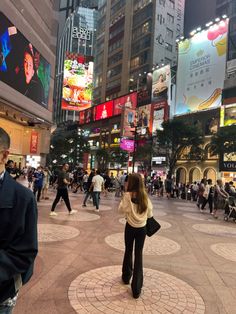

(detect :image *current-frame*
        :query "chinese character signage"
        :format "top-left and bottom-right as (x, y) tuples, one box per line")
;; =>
(30, 131), (38, 154)
(120, 138), (135, 152)
(176, 19), (229, 115)
(62, 52), (94, 111)
(113, 92), (137, 116)
(0, 12), (51, 107)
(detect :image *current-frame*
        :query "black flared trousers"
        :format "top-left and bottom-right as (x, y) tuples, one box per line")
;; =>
(122, 222), (146, 296)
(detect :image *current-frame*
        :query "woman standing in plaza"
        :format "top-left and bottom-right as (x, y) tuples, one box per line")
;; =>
(118, 173), (153, 299)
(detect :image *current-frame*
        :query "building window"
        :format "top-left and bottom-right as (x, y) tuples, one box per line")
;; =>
(107, 64), (122, 78)
(167, 13), (174, 24)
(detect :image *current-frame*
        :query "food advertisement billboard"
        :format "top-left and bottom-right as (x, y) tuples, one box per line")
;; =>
(152, 65), (171, 103)
(62, 52), (93, 111)
(113, 92), (137, 116)
(95, 100), (113, 120)
(175, 19), (228, 115)
(0, 12), (51, 107)
(220, 104), (236, 127)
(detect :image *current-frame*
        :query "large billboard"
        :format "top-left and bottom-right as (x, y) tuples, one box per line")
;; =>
(0, 12), (51, 107)
(152, 65), (171, 103)
(137, 104), (152, 136)
(113, 92), (137, 116)
(220, 104), (236, 127)
(120, 107), (136, 138)
(95, 100), (113, 120)
(175, 19), (228, 115)
(62, 52), (93, 111)
(151, 101), (169, 134)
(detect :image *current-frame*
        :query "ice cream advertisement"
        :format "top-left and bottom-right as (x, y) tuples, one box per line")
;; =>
(175, 19), (228, 115)
(62, 52), (93, 111)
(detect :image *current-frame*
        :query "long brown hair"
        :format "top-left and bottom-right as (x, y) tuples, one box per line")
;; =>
(127, 173), (148, 214)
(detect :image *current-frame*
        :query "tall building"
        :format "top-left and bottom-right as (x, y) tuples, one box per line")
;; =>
(216, 0), (236, 60)
(0, 0), (59, 167)
(93, 0), (185, 104)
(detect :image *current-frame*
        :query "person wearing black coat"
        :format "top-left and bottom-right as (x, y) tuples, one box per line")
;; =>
(0, 127), (38, 313)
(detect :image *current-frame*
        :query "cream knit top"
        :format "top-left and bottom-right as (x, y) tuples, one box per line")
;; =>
(118, 192), (153, 228)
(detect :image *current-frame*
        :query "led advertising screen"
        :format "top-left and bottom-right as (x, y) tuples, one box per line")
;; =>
(176, 19), (229, 115)
(95, 100), (113, 120)
(152, 65), (171, 103)
(113, 92), (137, 116)
(84, 107), (95, 124)
(120, 108), (136, 138)
(137, 104), (152, 136)
(220, 104), (236, 127)
(151, 101), (169, 133)
(62, 52), (93, 111)
(0, 12), (51, 107)
(120, 138), (135, 152)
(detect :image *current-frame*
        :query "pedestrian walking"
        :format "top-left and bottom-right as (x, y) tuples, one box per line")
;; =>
(42, 167), (51, 200)
(90, 169), (104, 212)
(213, 179), (229, 218)
(50, 163), (77, 216)
(33, 166), (44, 202)
(82, 169), (95, 207)
(0, 127), (38, 313)
(201, 179), (214, 213)
(118, 173), (153, 299)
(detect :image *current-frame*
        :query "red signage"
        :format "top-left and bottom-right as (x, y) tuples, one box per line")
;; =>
(114, 92), (137, 116)
(30, 131), (38, 154)
(95, 100), (113, 120)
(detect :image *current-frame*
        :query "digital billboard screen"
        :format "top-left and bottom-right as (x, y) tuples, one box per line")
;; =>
(0, 12), (51, 107)
(95, 100), (113, 120)
(137, 104), (152, 136)
(120, 138), (134, 152)
(151, 101), (169, 133)
(220, 104), (236, 127)
(113, 92), (137, 116)
(176, 19), (229, 115)
(152, 65), (171, 104)
(62, 52), (93, 111)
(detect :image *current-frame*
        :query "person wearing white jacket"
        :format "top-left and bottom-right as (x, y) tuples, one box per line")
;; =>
(118, 173), (153, 299)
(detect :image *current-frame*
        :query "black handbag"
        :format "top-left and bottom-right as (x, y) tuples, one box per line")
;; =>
(146, 217), (161, 237)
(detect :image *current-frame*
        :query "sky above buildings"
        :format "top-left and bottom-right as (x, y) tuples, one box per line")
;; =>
(184, 0), (217, 36)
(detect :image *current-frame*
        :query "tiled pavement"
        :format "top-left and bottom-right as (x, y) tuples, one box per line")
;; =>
(14, 187), (236, 314)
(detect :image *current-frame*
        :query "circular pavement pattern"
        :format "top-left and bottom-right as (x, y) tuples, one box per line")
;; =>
(85, 204), (112, 211)
(176, 206), (196, 212)
(68, 265), (205, 314)
(211, 243), (236, 262)
(154, 209), (167, 217)
(173, 201), (195, 207)
(38, 224), (80, 242)
(50, 211), (100, 222)
(183, 213), (213, 222)
(192, 224), (236, 237)
(119, 218), (171, 229)
(105, 233), (180, 256)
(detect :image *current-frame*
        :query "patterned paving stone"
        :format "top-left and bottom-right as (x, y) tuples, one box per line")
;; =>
(211, 243), (236, 262)
(105, 233), (181, 256)
(176, 206), (199, 212)
(119, 218), (171, 229)
(68, 265), (205, 314)
(183, 213), (213, 222)
(192, 224), (236, 237)
(173, 202), (195, 207)
(38, 224), (80, 242)
(153, 209), (167, 217)
(50, 211), (100, 222)
(86, 204), (112, 211)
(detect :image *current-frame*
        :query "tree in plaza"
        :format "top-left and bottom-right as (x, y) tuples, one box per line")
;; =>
(110, 148), (129, 168)
(154, 119), (204, 176)
(47, 126), (90, 167)
(95, 148), (110, 172)
(210, 125), (236, 157)
(135, 141), (153, 171)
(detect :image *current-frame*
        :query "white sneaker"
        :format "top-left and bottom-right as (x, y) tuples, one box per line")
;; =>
(69, 209), (78, 215)
(50, 211), (58, 216)
(94, 209), (99, 213)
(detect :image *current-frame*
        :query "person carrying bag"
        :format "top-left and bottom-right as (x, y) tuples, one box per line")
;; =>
(118, 173), (156, 299)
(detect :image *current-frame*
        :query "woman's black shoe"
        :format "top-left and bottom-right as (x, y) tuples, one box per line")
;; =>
(133, 292), (140, 299)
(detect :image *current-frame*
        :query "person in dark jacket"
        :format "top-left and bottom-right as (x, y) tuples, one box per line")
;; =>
(0, 127), (38, 313)
(82, 169), (95, 207)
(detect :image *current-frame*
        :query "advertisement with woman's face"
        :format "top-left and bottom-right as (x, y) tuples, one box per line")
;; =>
(152, 65), (171, 103)
(0, 12), (51, 107)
